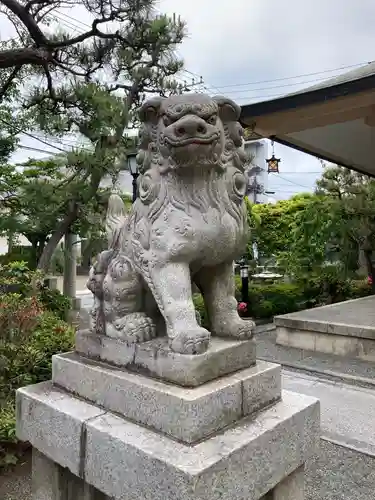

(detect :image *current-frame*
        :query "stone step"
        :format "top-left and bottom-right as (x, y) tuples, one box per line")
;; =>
(52, 352), (281, 444)
(75, 329), (256, 387)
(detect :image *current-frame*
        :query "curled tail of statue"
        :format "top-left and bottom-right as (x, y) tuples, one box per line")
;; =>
(106, 192), (128, 249)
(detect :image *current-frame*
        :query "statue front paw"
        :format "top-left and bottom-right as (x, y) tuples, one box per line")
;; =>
(169, 326), (210, 355)
(213, 317), (255, 340)
(107, 312), (157, 343)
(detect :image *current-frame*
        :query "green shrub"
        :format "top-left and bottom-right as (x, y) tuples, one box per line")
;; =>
(193, 294), (209, 328)
(0, 260), (71, 318)
(38, 286), (72, 320)
(0, 401), (18, 467)
(0, 246), (36, 269)
(0, 312), (74, 400)
(0, 310), (74, 468)
(248, 283), (304, 318)
(348, 279), (372, 299)
(196, 276), (373, 323)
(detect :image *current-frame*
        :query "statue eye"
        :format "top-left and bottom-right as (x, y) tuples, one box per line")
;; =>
(206, 114), (217, 125)
(163, 115), (172, 126)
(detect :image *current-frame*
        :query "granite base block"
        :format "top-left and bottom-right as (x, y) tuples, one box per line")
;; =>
(75, 329), (256, 387)
(52, 353), (281, 443)
(16, 382), (105, 476)
(17, 381), (319, 500)
(32, 448), (110, 500)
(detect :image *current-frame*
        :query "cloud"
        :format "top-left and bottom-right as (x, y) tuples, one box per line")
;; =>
(158, 0), (375, 198)
(4, 0), (375, 198)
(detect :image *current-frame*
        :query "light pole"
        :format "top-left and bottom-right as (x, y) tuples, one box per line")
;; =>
(240, 258), (249, 304)
(128, 154), (139, 203)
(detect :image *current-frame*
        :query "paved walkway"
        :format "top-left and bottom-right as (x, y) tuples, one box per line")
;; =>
(56, 275), (88, 294)
(283, 369), (375, 456)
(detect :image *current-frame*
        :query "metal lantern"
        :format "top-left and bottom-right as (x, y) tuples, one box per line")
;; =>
(266, 140), (281, 173)
(128, 154), (139, 203)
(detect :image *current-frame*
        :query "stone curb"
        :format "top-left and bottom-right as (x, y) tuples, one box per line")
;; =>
(320, 434), (375, 459)
(257, 356), (375, 390)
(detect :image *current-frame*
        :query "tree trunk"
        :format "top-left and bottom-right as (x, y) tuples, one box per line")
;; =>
(36, 134), (123, 273)
(358, 248), (368, 276)
(37, 207), (79, 272)
(0, 47), (52, 68)
(63, 232), (77, 299)
(364, 250), (375, 293)
(7, 230), (14, 253)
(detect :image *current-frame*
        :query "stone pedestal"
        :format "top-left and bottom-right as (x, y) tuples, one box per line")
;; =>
(16, 330), (320, 500)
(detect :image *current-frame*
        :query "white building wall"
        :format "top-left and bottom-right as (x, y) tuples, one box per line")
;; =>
(244, 139), (270, 204)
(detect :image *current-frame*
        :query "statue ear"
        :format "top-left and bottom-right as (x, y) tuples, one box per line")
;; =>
(212, 96), (241, 123)
(138, 96), (164, 125)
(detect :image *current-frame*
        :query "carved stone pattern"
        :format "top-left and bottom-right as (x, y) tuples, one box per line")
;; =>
(87, 93), (254, 355)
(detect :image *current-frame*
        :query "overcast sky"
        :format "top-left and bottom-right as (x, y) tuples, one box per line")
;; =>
(3, 0), (375, 199)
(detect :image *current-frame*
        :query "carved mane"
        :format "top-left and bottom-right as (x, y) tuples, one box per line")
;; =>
(133, 94), (248, 225)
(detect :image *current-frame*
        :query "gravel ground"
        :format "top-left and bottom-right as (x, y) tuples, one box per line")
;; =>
(256, 328), (375, 383)
(0, 450), (31, 500)
(1, 441), (375, 499)
(305, 440), (375, 500)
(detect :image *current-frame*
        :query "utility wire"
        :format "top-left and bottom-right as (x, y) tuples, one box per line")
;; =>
(17, 144), (66, 155)
(270, 172), (313, 189)
(0, 117), (69, 153)
(211, 75), (351, 95)
(54, 10), (204, 90)
(211, 61), (374, 89)
(54, 10), (374, 101)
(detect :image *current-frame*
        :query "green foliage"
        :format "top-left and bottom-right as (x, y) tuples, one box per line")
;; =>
(0, 246), (36, 268)
(193, 276), (373, 324)
(0, 285), (74, 468)
(287, 166), (375, 280)
(248, 283), (305, 318)
(0, 158), (110, 269)
(0, 261), (71, 319)
(193, 294), (209, 328)
(38, 287), (72, 320)
(249, 193), (315, 260)
(0, 261), (73, 468)
(0, 0), (188, 271)
(250, 166), (375, 284)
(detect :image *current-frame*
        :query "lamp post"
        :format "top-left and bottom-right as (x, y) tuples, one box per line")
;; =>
(128, 154), (139, 203)
(239, 258), (249, 304)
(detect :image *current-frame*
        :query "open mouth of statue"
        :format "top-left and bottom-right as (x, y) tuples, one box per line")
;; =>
(165, 134), (219, 148)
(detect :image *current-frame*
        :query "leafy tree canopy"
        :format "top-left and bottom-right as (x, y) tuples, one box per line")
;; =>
(249, 192), (315, 259)
(0, 0), (187, 271)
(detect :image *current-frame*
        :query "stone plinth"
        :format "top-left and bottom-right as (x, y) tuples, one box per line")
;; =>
(17, 333), (320, 500)
(275, 296), (375, 361)
(76, 329), (256, 387)
(52, 352), (281, 443)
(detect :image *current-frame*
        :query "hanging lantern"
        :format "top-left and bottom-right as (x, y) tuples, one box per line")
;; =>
(266, 140), (281, 173)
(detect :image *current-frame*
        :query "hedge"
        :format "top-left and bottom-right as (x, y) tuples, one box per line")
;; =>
(193, 276), (373, 325)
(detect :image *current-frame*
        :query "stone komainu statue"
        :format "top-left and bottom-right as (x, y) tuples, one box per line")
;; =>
(87, 93), (254, 355)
